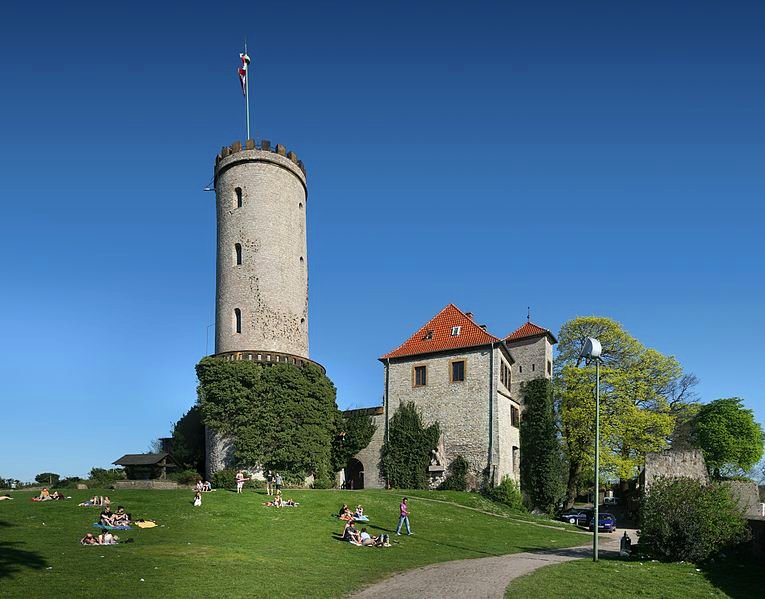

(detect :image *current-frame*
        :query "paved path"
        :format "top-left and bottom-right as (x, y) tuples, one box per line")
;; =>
(348, 531), (629, 599)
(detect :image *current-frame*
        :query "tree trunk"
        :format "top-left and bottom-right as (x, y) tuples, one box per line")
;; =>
(564, 460), (582, 509)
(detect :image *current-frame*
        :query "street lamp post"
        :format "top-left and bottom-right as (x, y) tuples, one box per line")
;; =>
(577, 337), (603, 562)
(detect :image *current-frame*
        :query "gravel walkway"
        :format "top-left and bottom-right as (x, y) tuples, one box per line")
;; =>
(347, 531), (629, 599)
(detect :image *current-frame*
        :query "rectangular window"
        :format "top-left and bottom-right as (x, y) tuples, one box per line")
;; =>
(451, 326), (461, 336)
(547, 360), (552, 375)
(413, 365), (427, 387)
(450, 360), (466, 382)
(511, 405), (520, 428)
(500, 362), (512, 389)
(532, 363), (535, 372)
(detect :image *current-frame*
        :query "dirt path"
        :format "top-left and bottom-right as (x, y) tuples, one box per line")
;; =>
(347, 529), (630, 599)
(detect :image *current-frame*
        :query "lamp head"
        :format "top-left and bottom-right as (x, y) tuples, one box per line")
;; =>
(576, 337), (602, 366)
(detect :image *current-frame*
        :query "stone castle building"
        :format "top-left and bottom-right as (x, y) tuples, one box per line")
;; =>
(206, 139), (324, 476)
(343, 304), (556, 490)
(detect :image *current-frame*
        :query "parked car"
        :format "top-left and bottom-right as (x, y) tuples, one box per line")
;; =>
(604, 496), (620, 505)
(588, 512), (617, 532)
(559, 508), (592, 525)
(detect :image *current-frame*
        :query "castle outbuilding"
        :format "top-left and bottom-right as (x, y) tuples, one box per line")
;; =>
(345, 304), (556, 490)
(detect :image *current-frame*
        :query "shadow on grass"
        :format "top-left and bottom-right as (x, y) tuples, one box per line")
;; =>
(0, 521), (49, 579)
(699, 553), (764, 599)
(363, 524), (502, 557)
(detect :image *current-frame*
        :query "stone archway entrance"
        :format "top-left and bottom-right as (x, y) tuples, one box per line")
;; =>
(346, 458), (364, 490)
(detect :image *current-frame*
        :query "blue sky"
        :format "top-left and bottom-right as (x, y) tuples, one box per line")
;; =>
(1, 1), (763, 481)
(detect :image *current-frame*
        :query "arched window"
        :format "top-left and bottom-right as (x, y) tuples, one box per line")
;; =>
(235, 243), (242, 265)
(235, 187), (243, 208)
(234, 308), (242, 334)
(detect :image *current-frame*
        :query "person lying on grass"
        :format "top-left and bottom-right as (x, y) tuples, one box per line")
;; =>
(80, 533), (99, 545)
(359, 528), (390, 547)
(98, 531), (119, 545)
(79, 496), (101, 507)
(0, 495), (14, 500)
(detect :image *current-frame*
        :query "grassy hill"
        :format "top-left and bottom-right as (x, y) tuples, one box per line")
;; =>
(0, 488), (586, 598)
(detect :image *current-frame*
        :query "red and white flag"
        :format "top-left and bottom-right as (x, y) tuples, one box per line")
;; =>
(238, 52), (251, 96)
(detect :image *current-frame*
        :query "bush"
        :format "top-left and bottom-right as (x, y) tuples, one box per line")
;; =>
(483, 476), (525, 511)
(56, 477), (83, 489)
(438, 455), (469, 491)
(640, 477), (750, 562)
(88, 468), (125, 488)
(170, 469), (202, 486)
(312, 476), (336, 489)
(211, 468), (237, 490)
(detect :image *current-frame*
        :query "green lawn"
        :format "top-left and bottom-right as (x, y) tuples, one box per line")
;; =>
(505, 556), (764, 598)
(0, 488), (586, 598)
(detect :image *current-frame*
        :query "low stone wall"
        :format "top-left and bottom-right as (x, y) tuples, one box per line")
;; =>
(113, 480), (178, 490)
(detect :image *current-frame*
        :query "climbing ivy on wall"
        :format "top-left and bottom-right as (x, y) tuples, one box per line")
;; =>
(196, 357), (339, 483)
(381, 402), (440, 489)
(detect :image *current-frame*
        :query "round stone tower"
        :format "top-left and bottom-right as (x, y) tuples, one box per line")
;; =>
(206, 139), (322, 476)
(214, 139), (309, 358)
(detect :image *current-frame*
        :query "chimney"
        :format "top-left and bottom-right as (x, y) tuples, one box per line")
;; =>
(479, 324), (487, 331)
(465, 312), (473, 320)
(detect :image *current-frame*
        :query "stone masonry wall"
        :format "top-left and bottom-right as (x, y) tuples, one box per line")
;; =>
(386, 347), (493, 481)
(352, 412), (386, 489)
(214, 148), (309, 357)
(506, 335), (553, 405)
(643, 449), (709, 493)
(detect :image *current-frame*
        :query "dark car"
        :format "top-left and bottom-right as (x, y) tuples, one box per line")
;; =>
(588, 512), (617, 532)
(559, 508), (592, 525)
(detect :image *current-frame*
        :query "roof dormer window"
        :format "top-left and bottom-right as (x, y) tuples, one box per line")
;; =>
(451, 326), (461, 336)
(424, 330), (433, 340)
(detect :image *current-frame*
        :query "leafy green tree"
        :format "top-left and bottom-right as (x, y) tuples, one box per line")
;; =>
(692, 397), (764, 478)
(197, 357), (339, 482)
(520, 378), (564, 513)
(171, 405), (206, 474)
(381, 402), (440, 489)
(640, 477), (749, 562)
(332, 411), (377, 473)
(556, 317), (696, 507)
(34, 473), (60, 486)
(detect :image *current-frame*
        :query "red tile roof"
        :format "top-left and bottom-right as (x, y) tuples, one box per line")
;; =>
(380, 304), (502, 360)
(505, 321), (557, 343)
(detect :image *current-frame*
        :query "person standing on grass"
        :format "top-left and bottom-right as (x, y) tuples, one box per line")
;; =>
(236, 470), (245, 494)
(266, 470), (274, 496)
(275, 472), (283, 493)
(395, 497), (412, 535)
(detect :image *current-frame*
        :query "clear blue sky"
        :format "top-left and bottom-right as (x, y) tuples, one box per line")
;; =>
(1, 1), (763, 481)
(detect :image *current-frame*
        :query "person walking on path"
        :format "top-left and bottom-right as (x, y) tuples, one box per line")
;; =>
(395, 497), (412, 535)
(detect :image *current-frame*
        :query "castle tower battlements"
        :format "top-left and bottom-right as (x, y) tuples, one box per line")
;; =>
(214, 139), (309, 359)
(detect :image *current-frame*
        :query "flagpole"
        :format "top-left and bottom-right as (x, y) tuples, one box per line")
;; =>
(245, 41), (251, 141)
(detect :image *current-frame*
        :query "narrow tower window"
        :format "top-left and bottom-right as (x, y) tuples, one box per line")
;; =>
(235, 187), (243, 208)
(234, 308), (242, 334)
(235, 243), (242, 265)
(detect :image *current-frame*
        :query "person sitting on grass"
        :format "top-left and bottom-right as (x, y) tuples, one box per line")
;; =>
(193, 491), (202, 507)
(102, 496), (111, 508)
(202, 481), (212, 492)
(354, 505), (364, 518)
(37, 488), (51, 501)
(80, 533), (99, 545)
(100, 507), (115, 526)
(284, 498), (298, 507)
(112, 506), (130, 526)
(339, 504), (354, 521)
(359, 527), (375, 546)
(342, 521), (361, 545)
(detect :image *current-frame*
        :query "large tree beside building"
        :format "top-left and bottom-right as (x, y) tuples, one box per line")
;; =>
(556, 317), (696, 507)
(196, 357), (339, 484)
(520, 378), (564, 513)
(692, 397), (764, 478)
